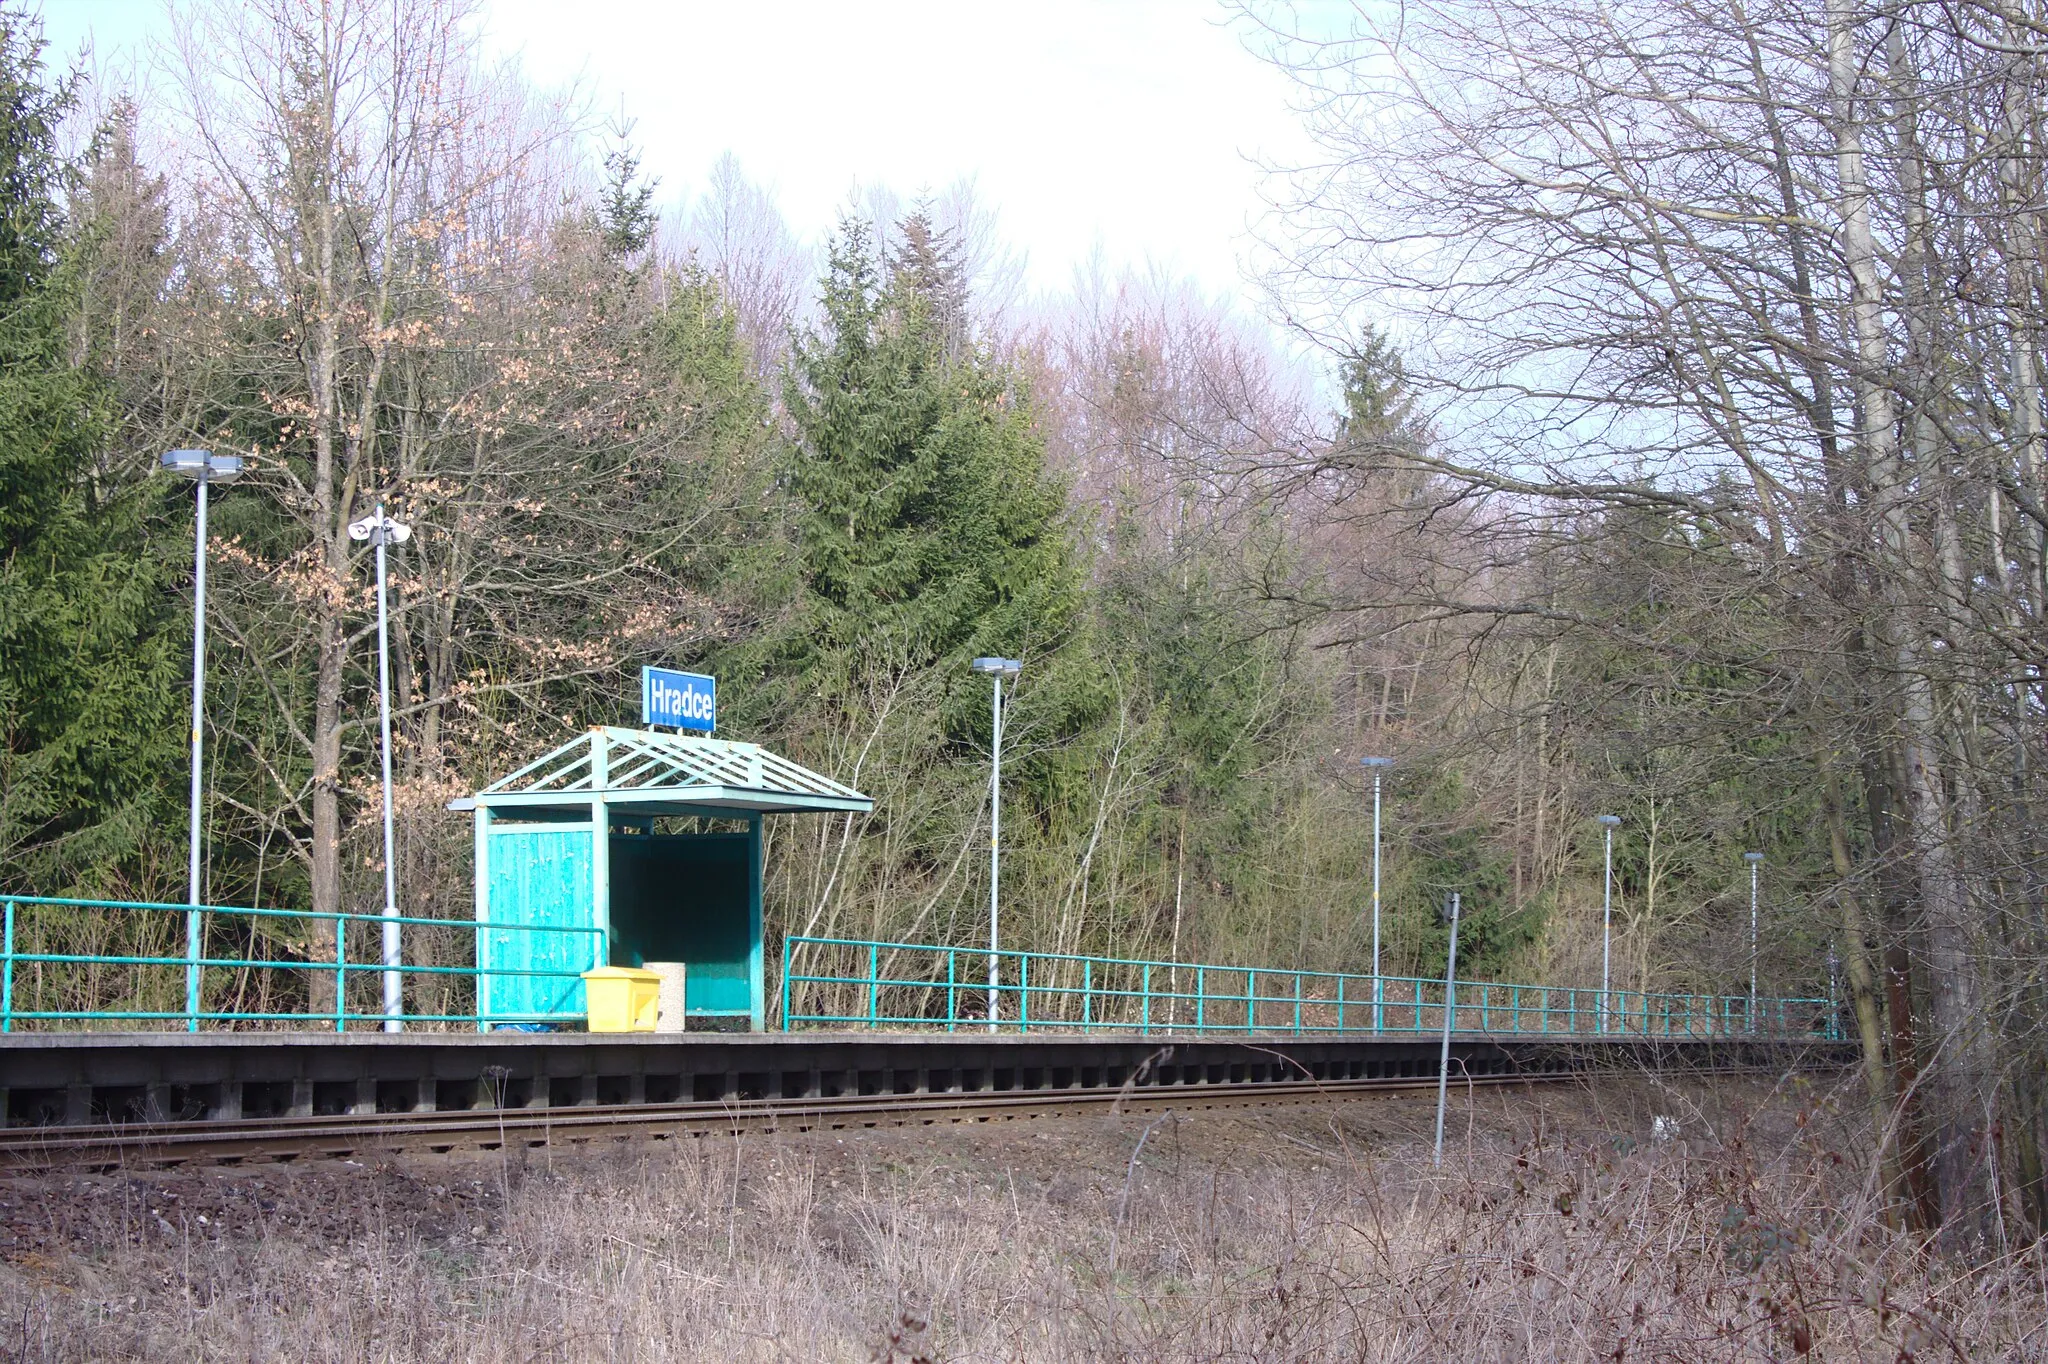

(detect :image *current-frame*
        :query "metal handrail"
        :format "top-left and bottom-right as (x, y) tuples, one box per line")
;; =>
(0, 898), (1840, 1041)
(0, 895), (599, 1032)
(778, 934), (1839, 1039)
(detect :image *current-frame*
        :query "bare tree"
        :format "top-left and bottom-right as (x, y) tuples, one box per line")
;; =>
(1241, 0), (2048, 1244)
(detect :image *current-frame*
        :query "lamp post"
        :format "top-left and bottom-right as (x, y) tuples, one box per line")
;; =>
(1361, 757), (1393, 1032)
(1744, 851), (1764, 1032)
(161, 449), (243, 1033)
(349, 506), (412, 1033)
(1434, 890), (1461, 1167)
(1596, 814), (1621, 1034)
(969, 657), (1022, 1033)
(1826, 941), (1841, 1041)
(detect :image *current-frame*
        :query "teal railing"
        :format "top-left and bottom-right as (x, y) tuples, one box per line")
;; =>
(0, 895), (598, 1032)
(0, 897), (1838, 1039)
(779, 935), (1839, 1039)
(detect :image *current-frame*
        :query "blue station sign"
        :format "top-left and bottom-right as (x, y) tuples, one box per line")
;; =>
(642, 666), (716, 732)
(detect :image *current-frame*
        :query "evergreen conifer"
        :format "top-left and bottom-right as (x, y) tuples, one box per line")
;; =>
(782, 215), (1097, 752)
(0, 15), (179, 892)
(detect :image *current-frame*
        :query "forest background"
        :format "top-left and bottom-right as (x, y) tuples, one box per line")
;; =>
(1, 0), (2043, 1250)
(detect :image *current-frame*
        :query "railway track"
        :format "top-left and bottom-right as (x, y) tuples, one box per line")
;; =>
(1, 1071), (1589, 1171)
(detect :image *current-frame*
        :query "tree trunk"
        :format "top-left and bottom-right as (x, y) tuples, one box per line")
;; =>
(306, 27), (347, 1020)
(1826, 770), (1900, 1224)
(1829, 0), (1996, 1246)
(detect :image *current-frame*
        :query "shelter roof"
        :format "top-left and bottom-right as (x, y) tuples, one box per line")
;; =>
(471, 727), (872, 817)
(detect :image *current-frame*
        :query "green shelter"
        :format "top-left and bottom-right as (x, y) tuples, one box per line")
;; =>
(462, 727), (872, 1031)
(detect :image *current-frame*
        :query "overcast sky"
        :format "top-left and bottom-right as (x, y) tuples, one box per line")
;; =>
(37, 1), (1318, 310)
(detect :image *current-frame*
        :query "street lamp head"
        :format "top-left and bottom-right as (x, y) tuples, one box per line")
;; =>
(348, 513), (412, 544)
(161, 449), (243, 484)
(1744, 851), (1765, 863)
(969, 656), (1022, 679)
(1359, 756), (1394, 768)
(1596, 814), (1621, 827)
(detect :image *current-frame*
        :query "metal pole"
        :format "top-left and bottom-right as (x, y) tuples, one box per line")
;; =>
(987, 672), (1001, 1033)
(1749, 856), (1759, 1031)
(1371, 769), (1383, 1033)
(1827, 943), (1841, 1040)
(184, 478), (210, 1033)
(1601, 822), (1614, 1035)
(1434, 891), (1460, 1167)
(373, 507), (402, 1033)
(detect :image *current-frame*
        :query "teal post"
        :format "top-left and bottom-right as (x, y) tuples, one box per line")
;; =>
(1293, 973), (1303, 1034)
(186, 903), (205, 1031)
(946, 948), (957, 1031)
(590, 731), (611, 975)
(780, 936), (794, 1031)
(867, 942), (879, 1026)
(1141, 962), (1151, 1034)
(747, 814), (764, 1032)
(473, 805), (492, 1032)
(1082, 958), (1092, 1031)
(2, 899), (13, 1032)
(334, 914), (345, 1032)
(1248, 969), (1256, 1032)
(1196, 966), (1205, 1034)
(1337, 974), (1347, 1034)
(1020, 953), (1030, 1033)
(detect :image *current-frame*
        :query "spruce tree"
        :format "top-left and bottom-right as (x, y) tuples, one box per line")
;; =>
(598, 143), (658, 259)
(782, 216), (1089, 742)
(889, 209), (969, 359)
(0, 15), (178, 893)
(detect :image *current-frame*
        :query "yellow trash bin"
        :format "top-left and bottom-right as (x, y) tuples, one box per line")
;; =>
(582, 966), (661, 1032)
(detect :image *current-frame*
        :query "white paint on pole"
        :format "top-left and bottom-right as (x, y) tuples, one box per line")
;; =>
(1434, 890), (1461, 1167)
(1745, 852), (1764, 1033)
(989, 673), (1001, 1032)
(351, 506), (413, 1033)
(184, 477), (209, 1032)
(1597, 815), (1620, 1034)
(971, 658), (1021, 1032)
(164, 449), (240, 1033)
(1362, 760), (1389, 1032)
(1372, 770), (1381, 1032)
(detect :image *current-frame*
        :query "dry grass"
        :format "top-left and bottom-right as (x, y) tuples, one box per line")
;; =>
(2, 1072), (2042, 1361)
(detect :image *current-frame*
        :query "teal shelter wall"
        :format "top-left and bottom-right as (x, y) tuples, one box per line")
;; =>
(607, 825), (761, 1018)
(468, 729), (860, 1034)
(482, 824), (595, 1020)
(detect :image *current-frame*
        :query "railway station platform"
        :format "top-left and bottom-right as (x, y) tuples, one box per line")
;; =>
(0, 1029), (1854, 1132)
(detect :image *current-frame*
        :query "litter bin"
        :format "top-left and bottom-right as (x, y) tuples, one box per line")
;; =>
(646, 961), (687, 1033)
(582, 966), (661, 1032)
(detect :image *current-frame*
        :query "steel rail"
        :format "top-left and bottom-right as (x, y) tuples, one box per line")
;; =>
(0, 1066), (1774, 1172)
